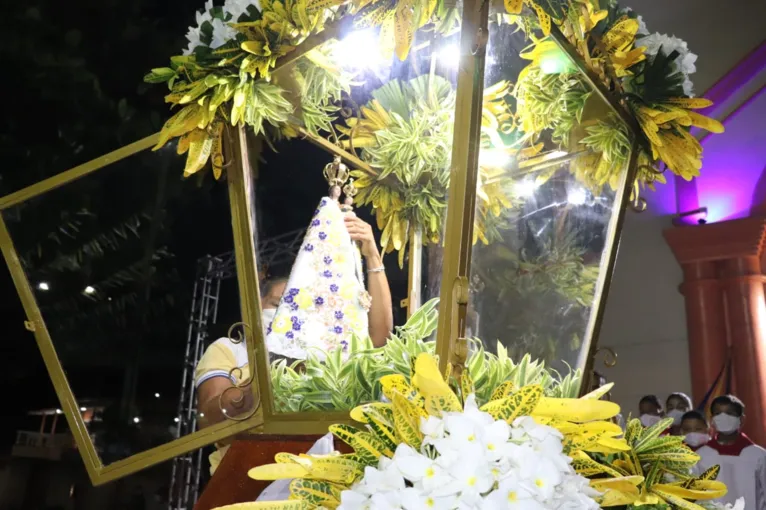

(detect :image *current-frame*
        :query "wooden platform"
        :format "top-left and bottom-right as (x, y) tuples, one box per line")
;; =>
(194, 434), (352, 510)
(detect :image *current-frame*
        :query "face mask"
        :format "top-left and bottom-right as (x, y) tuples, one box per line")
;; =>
(712, 413), (741, 434)
(667, 409), (685, 426)
(684, 432), (711, 447)
(262, 308), (277, 332)
(640, 414), (663, 428)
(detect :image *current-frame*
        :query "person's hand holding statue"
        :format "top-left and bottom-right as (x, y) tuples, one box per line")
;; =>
(344, 212), (379, 259)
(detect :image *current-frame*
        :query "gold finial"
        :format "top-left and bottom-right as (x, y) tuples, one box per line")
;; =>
(323, 156), (349, 201)
(341, 178), (358, 212)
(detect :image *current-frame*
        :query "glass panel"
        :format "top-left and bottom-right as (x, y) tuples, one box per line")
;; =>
(2, 145), (255, 465)
(466, 24), (632, 383)
(253, 32), (456, 412)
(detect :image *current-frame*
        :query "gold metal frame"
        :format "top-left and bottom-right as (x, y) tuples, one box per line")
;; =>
(0, 132), (269, 485)
(1, 0), (644, 484)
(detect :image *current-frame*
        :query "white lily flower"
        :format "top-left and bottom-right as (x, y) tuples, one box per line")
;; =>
(483, 478), (542, 510)
(421, 415), (446, 444)
(481, 420), (511, 461)
(339, 488), (371, 510)
(401, 488), (458, 510)
(522, 457), (563, 500)
(447, 456), (494, 505)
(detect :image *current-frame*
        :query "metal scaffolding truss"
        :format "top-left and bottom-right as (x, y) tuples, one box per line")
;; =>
(167, 228), (305, 510)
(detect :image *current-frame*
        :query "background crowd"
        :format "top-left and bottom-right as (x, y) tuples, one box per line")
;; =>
(636, 392), (765, 510)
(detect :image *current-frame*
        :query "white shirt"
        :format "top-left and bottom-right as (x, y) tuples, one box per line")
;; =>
(695, 434), (766, 510)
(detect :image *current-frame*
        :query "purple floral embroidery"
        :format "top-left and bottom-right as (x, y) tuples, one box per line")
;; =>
(334, 326), (343, 334)
(320, 199), (327, 207)
(289, 302), (299, 311)
(318, 232), (327, 241)
(340, 340), (348, 351)
(330, 284), (338, 293)
(304, 243), (314, 252)
(288, 288), (300, 296)
(314, 297), (324, 306)
(311, 219), (320, 227)
(323, 256), (332, 265)
(313, 208), (320, 217)
(322, 270), (333, 278)
(284, 295), (294, 304)
(285, 332), (294, 339)
(334, 311), (344, 320)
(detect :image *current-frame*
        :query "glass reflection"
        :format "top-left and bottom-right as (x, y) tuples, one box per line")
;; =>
(467, 24), (631, 374)
(3, 144), (249, 464)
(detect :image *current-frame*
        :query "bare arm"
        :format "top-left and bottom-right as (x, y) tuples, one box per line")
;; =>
(345, 214), (394, 347)
(197, 376), (256, 444)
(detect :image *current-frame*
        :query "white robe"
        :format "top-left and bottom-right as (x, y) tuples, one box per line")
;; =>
(695, 436), (766, 510)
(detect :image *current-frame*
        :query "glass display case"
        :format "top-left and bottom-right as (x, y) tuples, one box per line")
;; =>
(0, 0), (640, 483)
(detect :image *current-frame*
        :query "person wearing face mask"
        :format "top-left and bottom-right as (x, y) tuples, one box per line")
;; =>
(665, 392), (693, 436)
(695, 395), (766, 510)
(638, 394), (666, 429)
(680, 410), (711, 450)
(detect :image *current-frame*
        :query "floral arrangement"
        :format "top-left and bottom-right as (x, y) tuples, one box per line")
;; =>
(213, 352), (727, 510)
(505, 0), (725, 203)
(271, 298), (582, 412)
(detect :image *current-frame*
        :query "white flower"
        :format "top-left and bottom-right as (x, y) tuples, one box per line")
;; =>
(446, 456), (494, 504)
(338, 394), (600, 510)
(484, 479), (542, 510)
(636, 15), (649, 36)
(183, 26), (203, 55)
(210, 17), (237, 48)
(401, 488), (458, 510)
(520, 457), (563, 500)
(393, 444), (452, 493)
(339, 489), (370, 510)
(421, 416), (445, 444)
(224, 0), (260, 20)
(636, 32), (698, 96)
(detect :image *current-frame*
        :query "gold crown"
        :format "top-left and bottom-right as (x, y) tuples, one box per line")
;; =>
(323, 156), (349, 188)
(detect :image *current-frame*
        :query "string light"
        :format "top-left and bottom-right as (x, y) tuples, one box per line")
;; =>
(80, 407), (86, 412)
(133, 417), (141, 424)
(174, 417), (180, 423)
(83, 286), (96, 295)
(154, 392), (161, 398)
(38, 282), (50, 291)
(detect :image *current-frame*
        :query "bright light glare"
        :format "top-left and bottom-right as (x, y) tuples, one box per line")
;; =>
(83, 286), (96, 295)
(479, 149), (512, 168)
(437, 44), (461, 68)
(568, 187), (588, 205)
(174, 417), (180, 423)
(133, 417), (141, 424)
(516, 179), (539, 197)
(154, 392), (161, 398)
(55, 409), (62, 414)
(38, 282), (50, 291)
(334, 30), (384, 69)
(80, 407), (86, 412)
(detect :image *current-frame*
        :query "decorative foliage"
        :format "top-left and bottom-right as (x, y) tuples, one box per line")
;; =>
(342, 76), (517, 264)
(214, 351), (727, 510)
(503, 0), (725, 202)
(585, 417), (728, 510)
(271, 298), (582, 412)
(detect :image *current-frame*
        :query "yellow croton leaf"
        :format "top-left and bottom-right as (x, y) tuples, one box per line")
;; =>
(652, 481), (728, 501)
(248, 463), (310, 481)
(289, 479), (342, 509)
(411, 353), (462, 415)
(580, 382), (614, 400)
(212, 501), (309, 510)
(534, 396), (620, 423)
(393, 0), (415, 60)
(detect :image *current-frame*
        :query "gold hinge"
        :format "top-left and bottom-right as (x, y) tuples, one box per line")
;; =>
(24, 321), (36, 332)
(399, 298), (409, 309)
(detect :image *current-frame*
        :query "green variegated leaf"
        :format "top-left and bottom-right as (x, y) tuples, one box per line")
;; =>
(289, 479), (342, 508)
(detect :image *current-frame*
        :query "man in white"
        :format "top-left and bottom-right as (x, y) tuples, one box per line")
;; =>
(695, 395), (766, 510)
